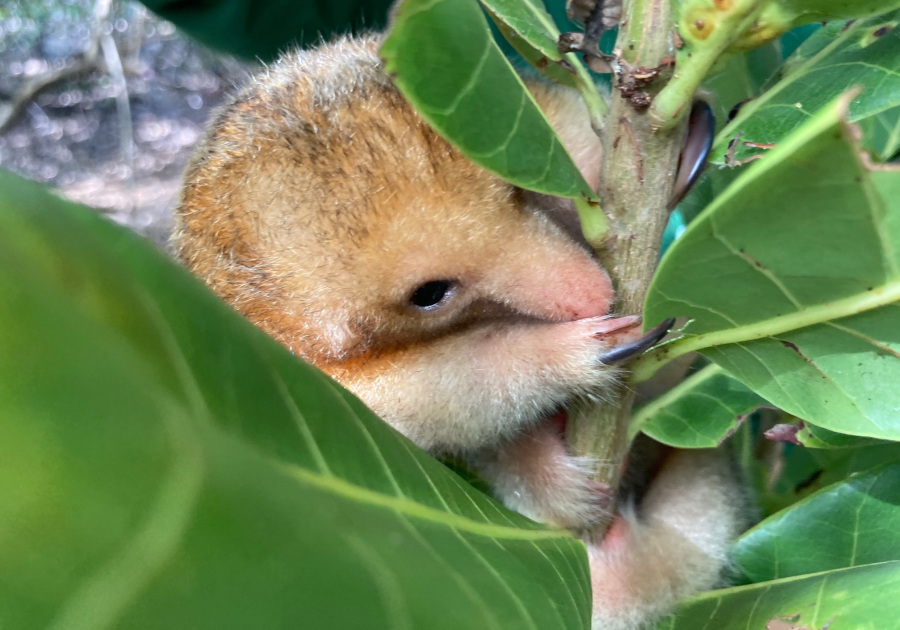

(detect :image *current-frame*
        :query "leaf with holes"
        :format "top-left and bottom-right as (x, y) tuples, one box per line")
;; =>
(380, 0), (596, 202)
(734, 458), (900, 582)
(0, 171), (590, 629)
(712, 13), (900, 164)
(631, 364), (766, 447)
(641, 93), (900, 441)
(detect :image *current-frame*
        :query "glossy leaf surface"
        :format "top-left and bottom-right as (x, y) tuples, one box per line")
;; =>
(645, 95), (900, 440)
(735, 459), (900, 581)
(658, 561), (900, 630)
(381, 0), (597, 201)
(713, 13), (900, 164)
(0, 171), (590, 630)
(632, 365), (766, 447)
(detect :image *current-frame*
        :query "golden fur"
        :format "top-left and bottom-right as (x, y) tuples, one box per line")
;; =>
(174, 35), (747, 630)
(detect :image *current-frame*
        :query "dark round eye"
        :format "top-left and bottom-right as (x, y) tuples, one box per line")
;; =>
(410, 280), (453, 309)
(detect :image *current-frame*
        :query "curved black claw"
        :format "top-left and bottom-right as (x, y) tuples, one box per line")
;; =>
(668, 100), (715, 210)
(599, 317), (676, 365)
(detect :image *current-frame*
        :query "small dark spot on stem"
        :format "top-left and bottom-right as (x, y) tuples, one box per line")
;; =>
(874, 26), (892, 37)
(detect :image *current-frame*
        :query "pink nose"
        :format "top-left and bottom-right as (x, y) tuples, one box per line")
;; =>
(519, 253), (615, 321)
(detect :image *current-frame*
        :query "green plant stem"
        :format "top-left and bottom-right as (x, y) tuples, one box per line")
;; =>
(649, 0), (768, 129)
(565, 0), (689, 530)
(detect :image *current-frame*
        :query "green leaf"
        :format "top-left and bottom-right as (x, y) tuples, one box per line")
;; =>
(796, 421), (889, 448)
(702, 43), (782, 128)
(713, 13), (900, 164)
(674, 166), (743, 225)
(381, 0), (597, 201)
(856, 103), (900, 161)
(479, 0), (563, 61)
(642, 94), (900, 440)
(631, 364), (767, 447)
(781, 0), (900, 22)
(658, 561), (900, 630)
(747, 439), (900, 517)
(0, 171), (589, 629)
(489, 14), (578, 88)
(734, 458), (900, 582)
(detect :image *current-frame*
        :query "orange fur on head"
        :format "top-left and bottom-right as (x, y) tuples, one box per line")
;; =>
(175, 36), (624, 454)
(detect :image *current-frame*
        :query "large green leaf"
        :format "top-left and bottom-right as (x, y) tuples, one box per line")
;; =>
(0, 171), (589, 629)
(642, 95), (900, 440)
(713, 13), (900, 164)
(734, 458), (900, 582)
(631, 364), (766, 447)
(657, 561), (900, 630)
(380, 0), (597, 202)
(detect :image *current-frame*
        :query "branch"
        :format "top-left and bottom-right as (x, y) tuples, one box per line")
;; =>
(565, 0), (693, 532)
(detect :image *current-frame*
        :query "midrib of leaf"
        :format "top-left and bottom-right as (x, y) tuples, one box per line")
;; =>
(635, 279), (900, 380)
(282, 462), (574, 541)
(429, 39), (491, 116)
(683, 559), (900, 603)
(713, 19), (861, 150)
(475, 89), (528, 159)
(640, 94), (900, 380)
